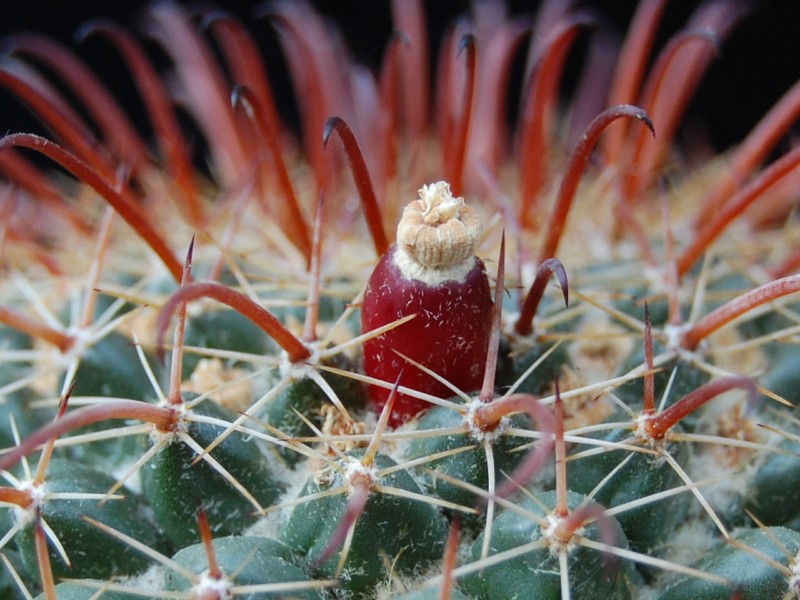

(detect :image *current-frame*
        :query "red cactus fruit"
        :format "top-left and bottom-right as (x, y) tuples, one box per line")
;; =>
(361, 181), (492, 425)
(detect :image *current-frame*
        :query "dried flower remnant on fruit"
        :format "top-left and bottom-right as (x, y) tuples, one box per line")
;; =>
(362, 181), (492, 425)
(396, 181), (482, 272)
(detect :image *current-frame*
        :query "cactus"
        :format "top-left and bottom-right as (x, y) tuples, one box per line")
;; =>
(1, 1), (800, 599)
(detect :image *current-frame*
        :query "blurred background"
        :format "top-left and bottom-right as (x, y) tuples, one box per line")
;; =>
(1, 0), (798, 155)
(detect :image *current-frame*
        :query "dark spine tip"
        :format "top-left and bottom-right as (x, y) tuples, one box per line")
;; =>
(574, 11), (599, 33)
(73, 18), (113, 44)
(457, 33), (475, 56)
(637, 109), (656, 138)
(58, 381), (76, 417)
(230, 84), (248, 111)
(514, 258), (569, 336)
(183, 236), (195, 283)
(544, 258), (569, 308)
(198, 9), (234, 33)
(390, 30), (411, 47)
(687, 27), (721, 54)
(322, 116), (344, 149)
(0, 33), (25, 56)
(250, 1), (278, 22)
(742, 379), (762, 416)
(612, 105), (655, 138)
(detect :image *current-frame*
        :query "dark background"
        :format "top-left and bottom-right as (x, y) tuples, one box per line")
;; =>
(1, 0), (798, 153)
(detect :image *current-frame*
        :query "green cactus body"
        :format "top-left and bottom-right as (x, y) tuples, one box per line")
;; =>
(461, 490), (643, 599)
(36, 583), (141, 600)
(16, 458), (164, 579)
(392, 588), (474, 600)
(61, 331), (162, 468)
(261, 355), (366, 465)
(1, 550), (31, 599)
(744, 438), (800, 530)
(0, 328), (48, 448)
(182, 309), (272, 378)
(141, 398), (284, 547)
(281, 450), (449, 596)
(657, 527), (800, 600)
(405, 403), (529, 510)
(0, 327), (33, 384)
(164, 535), (327, 599)
(495, 338), (568, 397)
(566, 424), (690, 552)
(760, 344), (800, 408)
(0, 386), (48, 451)
(66, 331), (160, 402)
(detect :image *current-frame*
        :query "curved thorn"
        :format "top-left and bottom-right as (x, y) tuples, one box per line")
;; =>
(473, 393), (555, 501)
(621, 1), (746, 202)
(519, 13), (594, 226)
(198, 8), (234, 32)
(0, 487), (34, 509)
(390, 0), (430, 140)
(231, 85), (311, 264)
(456, 32), (474, 56)
(391, 29), (411, 48)
(637, 30), (720, 112)
(79, 19), (204, 227)
(603, 0), (669, 163)
(553, 503), (618, 569)
(6, 33), (151, 173)
(538, 104), (654, 263)
(147, 2), (248, 186)
(0, 305), (74, 353)
(621, 29), (719, 201)
(514, 258), (569, 336)
(167, 238), (195, 406)
(323, 116), (389, 256)
(155, 281), (311, 364)
(678, 145), (800, 278)
(0, 133), (183, 281)
(0, 150), (90, 233)
(232, 84), (312, 264)
(681, 274), (800, 350)
(0, 66), (116, 182)
(0, 401), (179, 474)
(378, 30), (410, 195)
(302, 191), (325, 343)
(694, 78), (800, 228)
(32, 384), (74, 487)
(645, 377), (756, 440)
